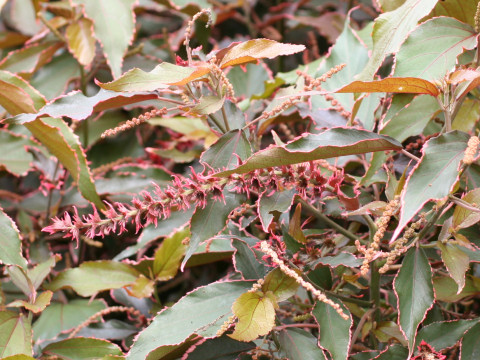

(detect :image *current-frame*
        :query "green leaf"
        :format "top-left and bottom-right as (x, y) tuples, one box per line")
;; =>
(438, 242), (470, 294)
(277, 328), (327, 360)
(191, 96), (225, 116)
(0, 208), (27, 268)
(218, 39), (305, 69)
(394, 131), (469, 239)
(373, 321), (408, 347)
(0, 311), (32, 358)
(153, 228), (188, 281)
(258, 188), (296, 232)
(374, 344), (409, 360)
(65, 18), (96, 67)
(0, 131), (35, 176)
(461, 323), (480, 360)
(214, 128), (402, 177)
(229, 291), (277, 342)
(45, 261), (141, 297)
(311, 17), (368, 112)
(24, 117), (103, 209)
(424, 0), (478, 27)
(394, 247), (434, 353)
(380, 95), (440, 142)
(73, 0), (136, 78)
(98, 62), (210, 91)
(312, 298), (352, 360)
(33, 299), (106, 341)
(228, 63), (270, 99)
(42, 338), (123, 360)
(200, 130), (252, 170)
(186, 336), (255, 360)
(357, 0), (439, 80)
(453, 188), (480, 229)
(262, 268), (299, 302)
(394, 17), (476, 81)
(415, 319), (480, 350)
(433, 275), (479, 302)
(10, 89), (159, 123)
(182, 191), (243, 269)
(7, 290), (53, 314)
(312, 252), (363, 269)
(232, 238), (269, 280)
(127, 281), (252, 359)
(452, 98), (480, 132)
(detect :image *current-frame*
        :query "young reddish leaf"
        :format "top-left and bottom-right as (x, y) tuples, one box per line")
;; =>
(73, 0), (136, 78)
(24, 117), (104, 209)
(219, 39), (305, 69)
(7, 291), (53, 314)
(357, 0), (439, 80)
(127, 281), (252, 359)
(10, 89), (160, 123)
(394, 17), (477, 81)
(262, 268), (299, 302)
(394, 247), (434, 354)
(449, 69), (480, 100)
(277, 328), (327, 360)
(45, 261), (141, 297)
(32, 299), (106, 341)
(288, 203), (307, 243)
(336, 77), (439, 97)
(42, 338), (123, 359)
(393, 131), (469, 241)
(229, 291), (277, 342)
(0, 71), (46, 112)
(312, 298), (352, 360)
(65, 18), (96, 67)
(0, 311), (32, 358)
(214, 128), (402, 177)
(97, 63), (210, 92)
(258, 189), (296, 232)
(0, 209), (27, 269)
(153, 228), (188, 281)
(438, 242), (470, 294)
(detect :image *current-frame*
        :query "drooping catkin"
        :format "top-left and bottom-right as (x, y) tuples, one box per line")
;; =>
(101, 108), (167, 138)
(463, 136), (479, 165)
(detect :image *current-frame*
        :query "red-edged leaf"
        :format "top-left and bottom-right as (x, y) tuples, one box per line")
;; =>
(0, 311), (32, 358)
(97, 63), (210, 92)
(42, 338), (123, 359)
(394, 247), (434, 354)
(219, 39), (305, 69)
(65, 18), (96, 67)
(0, 209), (27, 269)
(449, 69), (480, 100)
(336, 78), (439, 97)
(10, 89), (159, 123)
(214, 128), (402, 177)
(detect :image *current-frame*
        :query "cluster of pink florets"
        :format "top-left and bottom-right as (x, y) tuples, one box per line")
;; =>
(43, 162), (340, 242)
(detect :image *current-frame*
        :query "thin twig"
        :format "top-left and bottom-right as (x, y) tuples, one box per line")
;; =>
(401, 149), (420, 162)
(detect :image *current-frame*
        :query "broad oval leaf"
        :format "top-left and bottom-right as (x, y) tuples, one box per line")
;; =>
(336, 77), (439, 97)
(424, 0), (478, 27)
(33, 299), (106, 341)
(277, 328), (327, 360)
(357, 0), (439, 80)
(312, 298), (352, 360)
(45, 261), (141, 297)
(0, 208), (27, 268)
(394, 131), (469, 240)
(262, 267), (299, 302)
(415, 319), (480, 350)
(73, 0), (136, 78)
(97, 62), (210, 92)
(200, 130), (252, 170)
(229, 291), (277, 342)
(394, 17), (477, 81)
(438, 242), (470, 294)
(0, 311), (32, 358)
(218, 39), (305, 69)
(42, 337), (123, 360)
(393, 247), (434, 353)
(65, 18), (96, 67)
(127, 281), (252, 359)
(153, 228), (188, 281)
(214, 128), (402, 177)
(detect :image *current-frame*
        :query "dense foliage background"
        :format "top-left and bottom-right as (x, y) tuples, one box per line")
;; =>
(1, 0), (480, 359)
